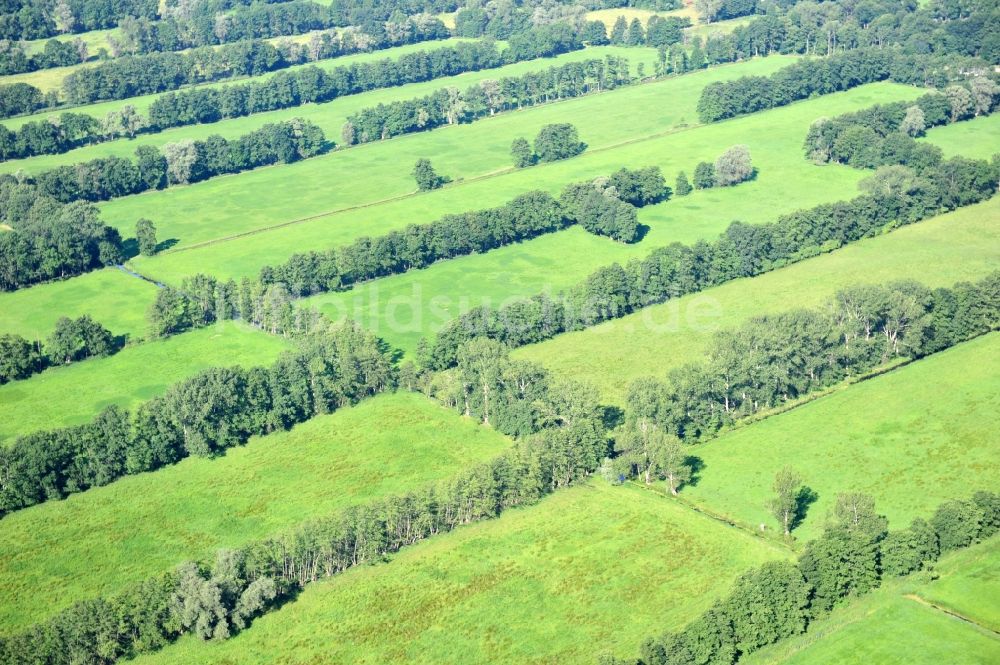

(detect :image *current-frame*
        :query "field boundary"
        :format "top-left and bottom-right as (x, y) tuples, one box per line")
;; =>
(903, 594), (1000, 638)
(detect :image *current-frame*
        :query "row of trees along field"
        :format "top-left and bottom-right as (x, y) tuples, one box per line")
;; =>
(0, 321), (394, 517)
(0, 314), (117, 384)
(616, 272), (1000, 443)
(342, 53), (631, 143)
(0, 0), (456, 47)
(0, 31), (581, 161)
(0, 343), (610, 663)
(420, 151), (999, 368)
(605, 490), (1000, 665)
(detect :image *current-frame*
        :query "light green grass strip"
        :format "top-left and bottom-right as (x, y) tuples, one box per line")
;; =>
(0, 267), (158, 340)
(134, 480), (786, 665)
(681, 333), (1000, 542)
(0, 321), (287, 444)
(0, 391), (512, 632)
(515, 197), (1000, 404)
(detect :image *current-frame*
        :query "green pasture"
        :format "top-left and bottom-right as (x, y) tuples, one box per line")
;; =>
(919, 112), (1000, 159)
(685, 16), (754, 41)
(135, 481), (786, 665)
(746, 538), (1000, 665)
(0, 267), (158, 340)
(679, 333), (1000, 541)
(0, 391), (511, 632)
(0, 321), (286, 444)
(908, 534), (1000, 632)
(516, 197), (1000, 404)
(291, 82), (924, 357)
(128, 72), (901, 293)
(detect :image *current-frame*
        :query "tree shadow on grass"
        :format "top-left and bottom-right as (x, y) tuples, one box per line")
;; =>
(791, 485), (819, 532)
(684, 455), (705, 488)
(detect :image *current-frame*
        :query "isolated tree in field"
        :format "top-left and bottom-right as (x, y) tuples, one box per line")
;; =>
(693, 161), (715, 189)
(675, 171), (692, 196)
(899, 105), (926, 137)
(714, 144), (754, 186)
(534, 123), (585, 163)
(47, 315), (114, 364)
(0, 334), (43, 383)
(768, 466), (803, 535)
(412, 158), (444, 191)
(944, 85), (974, 121)
(511, 137), (534, 168)
(136, 218), (157, 256)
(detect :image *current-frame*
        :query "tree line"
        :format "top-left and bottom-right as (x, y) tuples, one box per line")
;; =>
(0, 314), (118, 384)
(342, 53), (631, 144)
(0, 185), (124, 290)
(805, 82), (999, 169)
(0, 342), (610, 664)
(609, 489), (1000, 665)
(619, 273), (1000, 443)
(691, 0), (997, 67)
(418, 153), (999, 369)
(0, 0), (160, 41)
(0, 37), (563, 162)
(0, 321), (394, 518)
(28, 117), (326, 203)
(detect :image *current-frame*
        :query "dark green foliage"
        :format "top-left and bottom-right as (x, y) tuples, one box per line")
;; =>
(0, 333), (43, 383)
(412, 158), (445, 191)
(583, 20), (609, 46)
(674, 171), (692, 196)
(511, 137), (535, 168)
(24, 119), (326, 205)
(423, 153), (999, 370)
(692, 161), (715, 189)
(560, 181), (641, 244)
(879, 518), (939, 577)
(345, 60), (630, 144)
(534, 123), (585, 163)
(631, 490), (992, 664)
(0, 192), (124, 290)
(931, 498), (985, 551)
(4, 345), (608, 663)
(0, 322), (394, 517)
(136, 217), (157, 256)
(46, 314), (115, 364)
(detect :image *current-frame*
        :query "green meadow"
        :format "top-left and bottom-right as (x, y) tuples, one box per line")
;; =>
(745, 538), (1000, 665)
(919, 112), (1000, 159)
(295, 82), (925, 357)
(679, 334), (1000, 541)
(908, 534), (1000, 632)
(130, 77), (907, 291)
(0, 321), (286, 444)
(0, 391), (512, 632)
(93, 55), (792, 258)
(135, 481), (786, 665)
(0, 267), (158, 340)
(515, 197), (1000, 404)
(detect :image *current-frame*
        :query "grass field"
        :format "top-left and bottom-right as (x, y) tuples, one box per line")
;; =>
(684, 16), (753, 40)
(515, 197), (1000, 404)
(908, 534), (1000, 632)
(127, 77), (906, 296)
(678, 333), (1000, 541)
(919, 112), (1000, 159)
(0, 43), (638, 164)
(0, 391), (512, 632)
(289, 82), (925, 357)
(134, 481), (786, 665)
(745, 538), (1000, 665)
(0, 267), (158, 340)
(79, 57), (798, 275)
(0, 321), (286, 444)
